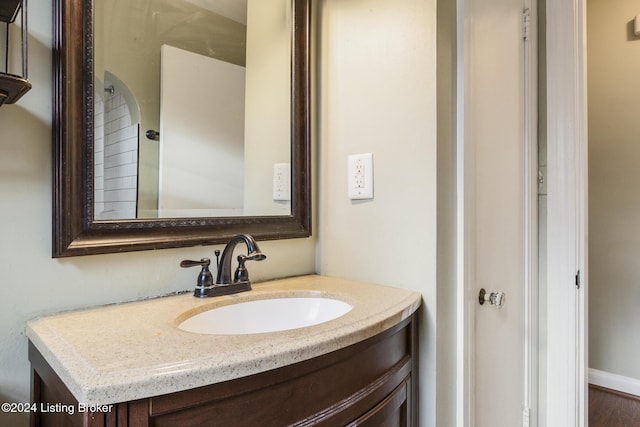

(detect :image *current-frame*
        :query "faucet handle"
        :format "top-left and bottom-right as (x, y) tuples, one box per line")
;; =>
(180, 258), (214, 298)
(180, 258), (210, 269)
(234, 255), (250, 284)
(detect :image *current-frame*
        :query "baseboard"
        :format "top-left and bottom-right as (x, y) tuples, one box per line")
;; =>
(589, 368), (640, 397)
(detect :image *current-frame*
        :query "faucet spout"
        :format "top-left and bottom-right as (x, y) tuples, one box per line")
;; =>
(216, 234), (266, 285)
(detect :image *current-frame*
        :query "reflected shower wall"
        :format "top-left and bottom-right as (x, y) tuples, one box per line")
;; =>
(94, 72), (141, 220)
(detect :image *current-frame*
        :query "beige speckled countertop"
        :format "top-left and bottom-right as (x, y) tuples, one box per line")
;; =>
(26, 275), (422, 406)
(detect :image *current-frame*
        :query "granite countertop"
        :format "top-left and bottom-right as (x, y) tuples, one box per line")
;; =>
(26, 275), (422, 406)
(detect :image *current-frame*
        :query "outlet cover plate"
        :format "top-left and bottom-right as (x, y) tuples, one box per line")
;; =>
(348, 153), (373, 200)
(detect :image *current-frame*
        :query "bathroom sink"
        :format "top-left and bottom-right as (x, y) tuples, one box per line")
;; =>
(177, 297), (353, 335)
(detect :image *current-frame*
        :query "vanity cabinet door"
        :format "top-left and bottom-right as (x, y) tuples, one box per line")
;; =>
(349, 378), (411, 427)
(146, 318), (414, 426)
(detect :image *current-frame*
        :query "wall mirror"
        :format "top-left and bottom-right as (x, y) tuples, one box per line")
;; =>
(53, 0), (311, 257)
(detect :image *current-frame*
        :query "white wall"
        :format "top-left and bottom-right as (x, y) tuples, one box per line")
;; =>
(243, 0), (292, 216)
(0, 4), (316, 427)
(317, 0), (438, 425)
(587, 0), (640, 382)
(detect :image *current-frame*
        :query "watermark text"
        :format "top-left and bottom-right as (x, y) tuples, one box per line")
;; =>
(1, 402), (114, 415)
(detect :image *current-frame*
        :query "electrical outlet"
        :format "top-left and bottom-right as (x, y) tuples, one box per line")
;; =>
(273, 163), (291, 201)
(348, 153), (373, 200)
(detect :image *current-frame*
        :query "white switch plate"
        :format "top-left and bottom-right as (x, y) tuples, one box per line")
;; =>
(273, 163), (291, 201)
(348, 153), (373, 200)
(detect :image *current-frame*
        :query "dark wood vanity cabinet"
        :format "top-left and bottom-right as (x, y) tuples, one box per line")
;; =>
(30, 316), (417, 427)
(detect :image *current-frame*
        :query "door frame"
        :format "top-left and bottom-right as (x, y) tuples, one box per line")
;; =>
(542, 0), (588, 425)
(456, 0), (588, 425)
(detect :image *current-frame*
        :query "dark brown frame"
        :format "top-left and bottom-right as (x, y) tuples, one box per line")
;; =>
(52, 0), (311, 257)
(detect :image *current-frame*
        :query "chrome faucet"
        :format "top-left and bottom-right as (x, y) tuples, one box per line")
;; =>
(180, 234), (266, 298)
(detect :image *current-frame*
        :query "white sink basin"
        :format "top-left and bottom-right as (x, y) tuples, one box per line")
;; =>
(177, 297), (353, 335)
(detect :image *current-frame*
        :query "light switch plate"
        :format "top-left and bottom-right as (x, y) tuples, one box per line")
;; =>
(348, 153), (373, 200)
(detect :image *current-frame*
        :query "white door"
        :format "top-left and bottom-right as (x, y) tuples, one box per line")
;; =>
(159, 45), (246, 217)
(462, 0), (588, 425)
(461, 0), (536, 425)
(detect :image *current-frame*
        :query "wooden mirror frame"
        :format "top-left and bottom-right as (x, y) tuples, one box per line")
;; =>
(52, 0), (311, 257)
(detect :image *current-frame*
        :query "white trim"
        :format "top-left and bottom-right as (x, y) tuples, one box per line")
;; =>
(578, 2), (589, 422)
(589, 369), (640, 398)
(522, 0), (539, 425)
(456, 0), (474, 423)
(543, 0), (588, 425)
(456, 0), (475, 424)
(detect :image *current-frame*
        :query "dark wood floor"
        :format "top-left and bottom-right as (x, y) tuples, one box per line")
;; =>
(589, 384), (640, 427)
